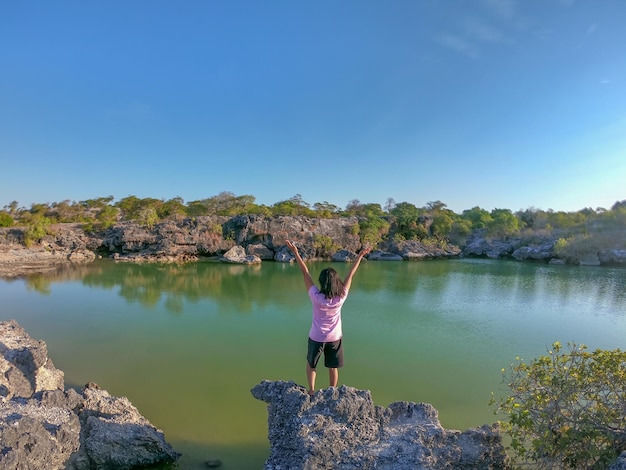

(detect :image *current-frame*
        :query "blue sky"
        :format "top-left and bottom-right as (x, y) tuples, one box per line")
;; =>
(1, 0), (625, 214)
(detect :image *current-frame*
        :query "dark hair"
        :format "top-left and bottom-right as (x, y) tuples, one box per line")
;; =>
(318, 268), (345, 299)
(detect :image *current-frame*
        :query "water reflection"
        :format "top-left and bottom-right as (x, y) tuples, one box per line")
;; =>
(5, 258), (626, 469)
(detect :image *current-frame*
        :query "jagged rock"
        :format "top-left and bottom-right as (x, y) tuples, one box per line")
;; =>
(390, 239), (462, 260)
(367, 250), (403, 261)
(221, 245), (262, 264)
(0, 320), (180, 469)
(609, 451), (626, 470)
(331, 249), (359, 262)
(0, 321), (64, 399)
(579, 253), (601, 266)
(222, 215), (361, 253)
(511, 243), (554, 261)
(463, 238), (516, 259)
(247, 243), (275, 260)
(251, 380), (510, 470)
(598, 249), (626, 265)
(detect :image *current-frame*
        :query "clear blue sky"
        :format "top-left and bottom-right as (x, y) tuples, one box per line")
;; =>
(1, 0), (625, 214)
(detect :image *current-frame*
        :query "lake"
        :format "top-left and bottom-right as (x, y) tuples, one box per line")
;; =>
(1, 258), (625, 469)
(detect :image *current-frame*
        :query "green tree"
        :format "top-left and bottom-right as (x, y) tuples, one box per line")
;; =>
(389, 202), (424, 239)
(426, 201), (456, 238)
(462, 206), (493, 230)
(23, 215), (51, 247)
(116, 196), (162, 221)
(491, 342), (626, 469)
(313, 201), (340, 218)
(271, 194), (315, 216)
(0, 211), (13, 227)
(488, 208), (519, 237)
(158, 197), (186, 219)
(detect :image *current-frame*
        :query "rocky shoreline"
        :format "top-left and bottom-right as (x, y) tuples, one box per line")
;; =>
(0, 320), (180, 469)
(1, 216), (625, 278)
(251, 380), (510, 469)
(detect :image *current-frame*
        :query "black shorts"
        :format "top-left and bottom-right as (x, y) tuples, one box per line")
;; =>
(307, 337), (344, 369)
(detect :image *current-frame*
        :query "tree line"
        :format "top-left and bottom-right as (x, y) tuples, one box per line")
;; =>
(1, 193), (625, 252)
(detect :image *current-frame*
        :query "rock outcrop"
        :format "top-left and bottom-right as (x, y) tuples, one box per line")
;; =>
(0, 225), (97, 278)
(0, 320), (180, 469)
(251, 380), (510, 470)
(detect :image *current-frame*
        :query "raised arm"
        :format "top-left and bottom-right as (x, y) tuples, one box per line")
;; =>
(342, 246), (372, 292)
(286, 240), (315, 291)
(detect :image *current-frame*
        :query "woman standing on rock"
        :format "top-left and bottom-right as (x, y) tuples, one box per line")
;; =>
(286, 240), (371, 395)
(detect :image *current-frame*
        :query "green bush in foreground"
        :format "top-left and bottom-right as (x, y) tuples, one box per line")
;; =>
(491, 342), (626, 469)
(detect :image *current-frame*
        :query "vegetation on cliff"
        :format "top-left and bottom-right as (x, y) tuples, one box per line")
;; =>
(1, 193), (625, 261)
(491, 342), (626, 469)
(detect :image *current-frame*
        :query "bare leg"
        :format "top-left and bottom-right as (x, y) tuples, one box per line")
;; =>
(328, 367), (338, 387)
(306, 363), (316, 395)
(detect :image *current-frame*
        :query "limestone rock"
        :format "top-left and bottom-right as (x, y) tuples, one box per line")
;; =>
(598, 249), (626, 265)
(0, 320), (180, 469)
(390, 239), (462, 260)
(609, 451), (626, 470)
(251, 380), (510, 469)
(221, 245), (262, 264)
(0, 321), (64, 399)
(367, 250), (403, 261)
(511, 243), (554, 261)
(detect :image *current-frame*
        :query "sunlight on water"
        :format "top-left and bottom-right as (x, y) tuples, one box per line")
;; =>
(1, 258), (625, 469)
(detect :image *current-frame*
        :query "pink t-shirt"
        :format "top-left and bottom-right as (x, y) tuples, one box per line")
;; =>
(307, 285), (349, 342)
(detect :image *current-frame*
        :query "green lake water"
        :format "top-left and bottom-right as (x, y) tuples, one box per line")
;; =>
(1, 258), (625, 469)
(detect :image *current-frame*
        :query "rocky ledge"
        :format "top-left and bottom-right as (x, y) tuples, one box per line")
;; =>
(0, 320), (180, 469)
(251, 380), (510, 469)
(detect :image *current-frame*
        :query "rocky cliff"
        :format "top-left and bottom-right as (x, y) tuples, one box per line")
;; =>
(251, 380), (510, 470)
(0, 216), (461, 277)
(2, 216), (623, 278)
(0, 320), (180, 469)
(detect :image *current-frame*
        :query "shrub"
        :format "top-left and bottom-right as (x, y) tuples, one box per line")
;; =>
(314, 235), (340, 258)
(491, 342), (626, 469)
(0, 211), (13, 227)
(23, 215), (51, 247)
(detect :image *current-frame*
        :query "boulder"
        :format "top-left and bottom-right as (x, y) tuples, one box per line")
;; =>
(246, 243), (275, 260)
(511, 243), (554, 261)
(0, 320), (180, 469)
(598, 249), (626, 265)
(251, 380), (510, 469)
(609, 452), (626, 470)
(221, 245), (262, 264)
(367, 250), (403, 261)
(390, 240), (462, 260)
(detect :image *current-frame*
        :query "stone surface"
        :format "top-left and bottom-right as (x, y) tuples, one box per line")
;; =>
(609, 452), (626, 470)
(252, 380), (510, 470)
(0, 320), (180, 469)
(221, 245), (262, 264)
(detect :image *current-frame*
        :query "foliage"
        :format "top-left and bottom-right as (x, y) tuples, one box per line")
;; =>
(3, 193), (626, 256)
(491, 342), (626, 469)
(488, 208), (519, 237)
(462, 206), (494, 230)
(271, 194), (315, 217)
(427, 201), (455, 238)
(138, 207), (159, 228)
(0, 211), (13, 227)
(313, 235), (340, 258)
(358, 216), (389, 247)
(313, 201), (340, 218)
(23, 215), (51, 247)
(389, 202), (428, 240)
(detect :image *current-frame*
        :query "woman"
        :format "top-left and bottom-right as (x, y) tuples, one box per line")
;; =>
(286, 240), (371, 395)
